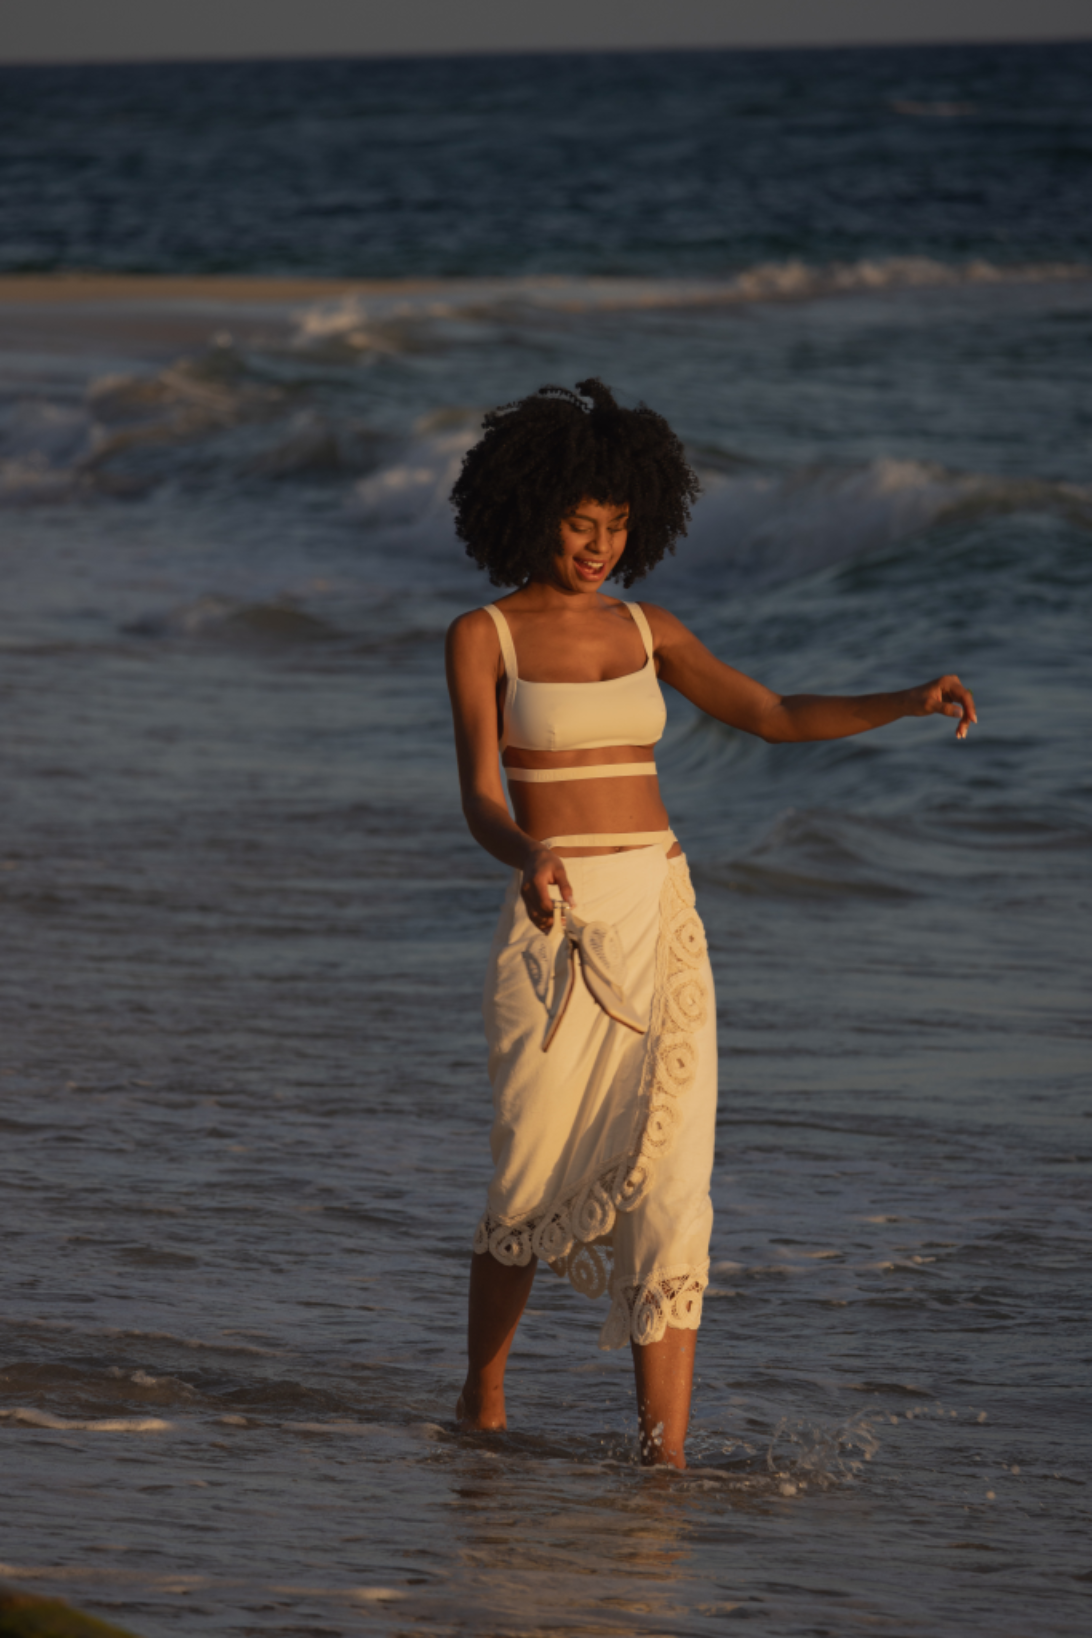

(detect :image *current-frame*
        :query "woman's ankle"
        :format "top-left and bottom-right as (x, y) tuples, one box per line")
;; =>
(456, 1377), (506, 1430)
(638, 1417), (687, 1468)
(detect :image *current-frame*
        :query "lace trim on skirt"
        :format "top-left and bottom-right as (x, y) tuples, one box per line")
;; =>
(600, 1267), (708, 1350)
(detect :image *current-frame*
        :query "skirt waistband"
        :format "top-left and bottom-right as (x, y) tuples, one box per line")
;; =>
(543, 830), (676, 852)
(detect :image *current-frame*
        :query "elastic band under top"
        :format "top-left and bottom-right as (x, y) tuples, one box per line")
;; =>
(543, 830), (676, 851)
(506, 761), (658, 784)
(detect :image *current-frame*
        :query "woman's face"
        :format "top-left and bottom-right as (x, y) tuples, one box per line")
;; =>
(549, 497), (630, 593)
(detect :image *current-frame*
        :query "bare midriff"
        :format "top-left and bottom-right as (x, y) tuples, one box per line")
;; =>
(503, 744), (681, 858)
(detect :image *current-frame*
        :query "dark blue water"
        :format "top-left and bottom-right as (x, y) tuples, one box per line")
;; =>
(2, 43), (1091, 276)
(1, 41), (1091, 1638)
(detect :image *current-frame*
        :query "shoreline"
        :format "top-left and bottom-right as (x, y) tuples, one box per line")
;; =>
(0, 273), (449, 303)
(1, 262), (1088, 312)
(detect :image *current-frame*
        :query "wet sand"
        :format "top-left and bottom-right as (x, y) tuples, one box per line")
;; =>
(0, 274), (444, 303)
(0, 274), (388, 356)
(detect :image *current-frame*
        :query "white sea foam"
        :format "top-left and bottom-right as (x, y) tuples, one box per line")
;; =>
(272, 1584), (405, 1603)
(683, 457), (976, 580)
(348, 428), (474, 564)
(103, 1366), (199, 1400)
(0, 1407), (172, 1432)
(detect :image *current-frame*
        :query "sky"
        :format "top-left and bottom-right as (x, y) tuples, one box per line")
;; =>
(2, 0), (1090, 64)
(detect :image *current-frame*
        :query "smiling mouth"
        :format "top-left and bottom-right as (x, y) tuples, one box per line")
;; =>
(574, 558), (605, 577)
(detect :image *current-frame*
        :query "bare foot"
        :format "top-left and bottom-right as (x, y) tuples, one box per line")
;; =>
(641, 1442), (686, 1470)
(639, 1420), (686, 1469)
(455, 1385), (506, 1431)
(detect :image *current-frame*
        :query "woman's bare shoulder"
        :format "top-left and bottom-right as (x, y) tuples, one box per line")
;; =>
(448, 604), (492, 634)
(632, 600), (693, 646)
(446, 605), (502, 667)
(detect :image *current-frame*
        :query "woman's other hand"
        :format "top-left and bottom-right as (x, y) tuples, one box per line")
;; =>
(905, 675), (978, 740)
(522, 846), (573, 931)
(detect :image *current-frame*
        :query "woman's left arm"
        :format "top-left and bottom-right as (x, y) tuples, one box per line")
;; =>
(644, 605), (977, 743)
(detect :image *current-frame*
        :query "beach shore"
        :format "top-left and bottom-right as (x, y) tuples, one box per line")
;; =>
(0, 273), (397, 355)
(0, 274), (443, 303)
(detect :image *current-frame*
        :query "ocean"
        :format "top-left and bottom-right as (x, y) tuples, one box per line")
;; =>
(1, 42), (1090, 1638)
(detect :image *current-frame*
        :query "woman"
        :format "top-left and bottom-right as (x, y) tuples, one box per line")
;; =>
(445, 380), (975, 1468)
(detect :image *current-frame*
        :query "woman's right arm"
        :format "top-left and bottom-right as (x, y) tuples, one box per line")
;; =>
(445, 610), (573, 926)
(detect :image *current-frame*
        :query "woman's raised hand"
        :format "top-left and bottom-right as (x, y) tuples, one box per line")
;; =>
(521, 845), (574, 931)
(905, 674), (978, 739)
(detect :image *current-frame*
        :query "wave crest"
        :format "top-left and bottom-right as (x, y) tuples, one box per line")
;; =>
(291, 256), (1091, 352)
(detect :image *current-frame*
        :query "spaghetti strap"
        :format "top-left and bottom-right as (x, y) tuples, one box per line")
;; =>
(627, 602), (655, 661)
(483, 604), (519, 680)
(483, 604), (518, 752)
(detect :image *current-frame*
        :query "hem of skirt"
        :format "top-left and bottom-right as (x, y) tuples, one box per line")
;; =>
(599, 1261), (709, 1351)
(473, 1141), (630, 1270)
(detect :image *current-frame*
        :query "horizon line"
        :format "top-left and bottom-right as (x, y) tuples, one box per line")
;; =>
(3, 32), (1092, 70)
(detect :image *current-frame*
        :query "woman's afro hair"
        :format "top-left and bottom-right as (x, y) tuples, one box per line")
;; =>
(451, 378), (700, 589)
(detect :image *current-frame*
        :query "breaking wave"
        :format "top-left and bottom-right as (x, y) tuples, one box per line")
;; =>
(4, 346), (1087, 608)
(0, 345), (391, 502)
(344, 430), (1092, 595)
(291, 256), (1091, 354)
(676, 457), (1092, 589)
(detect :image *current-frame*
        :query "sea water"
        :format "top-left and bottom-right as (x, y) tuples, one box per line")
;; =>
(0, 44), (1090, 1638)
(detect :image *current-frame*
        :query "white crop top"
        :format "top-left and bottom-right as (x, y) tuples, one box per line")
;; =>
(483, 603), (667, 761)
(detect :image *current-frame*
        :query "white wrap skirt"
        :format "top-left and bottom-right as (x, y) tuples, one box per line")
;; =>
(475, 842), (717, 1349)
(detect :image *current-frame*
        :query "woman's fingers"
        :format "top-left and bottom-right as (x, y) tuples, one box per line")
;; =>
(521, 848), (574, 928)
(540, 856), (574, 917)
(921, 674), (977, 737)
(522, 879), (550, 920)
(537, 873), (556, 917)
(942, 676), (977, 738)
(521, 888), (552, 930)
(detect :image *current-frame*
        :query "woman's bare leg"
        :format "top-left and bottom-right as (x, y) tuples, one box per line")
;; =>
(631, 1326), (697, 1468)
(456, 1250), (538, 1430)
